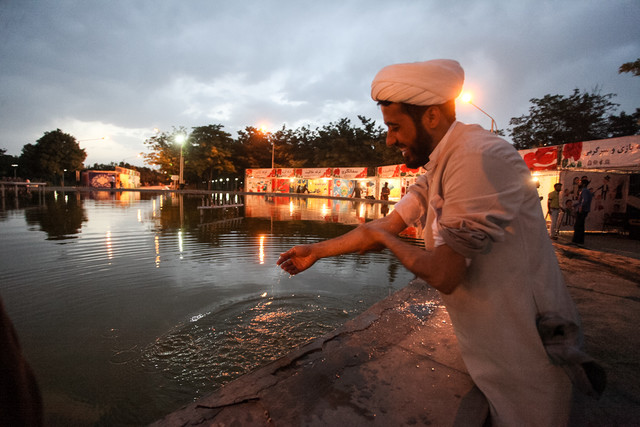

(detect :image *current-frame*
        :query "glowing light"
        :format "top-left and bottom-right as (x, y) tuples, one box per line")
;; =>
(259, 235), (265, 264)
(178, 230), (184, 259)
(154, 235), (160, 268)
(459, 91), (497, 132)
(106, 231), (113, 261)
(137, 209), (142, 222)
(289, 201), (295, 216)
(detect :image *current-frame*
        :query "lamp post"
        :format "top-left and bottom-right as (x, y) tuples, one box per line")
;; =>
(11, 164), (18, 179)
(175, 134), (186, 189)
(460, 93), (497, 133)
(271, 142), (275, 169)
(78, 136), (109, 143)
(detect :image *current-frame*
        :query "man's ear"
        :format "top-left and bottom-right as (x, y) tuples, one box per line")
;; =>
(420, 105), (441, 130)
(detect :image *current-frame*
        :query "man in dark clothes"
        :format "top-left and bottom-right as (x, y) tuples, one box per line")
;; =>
(0, 297), (43, 426)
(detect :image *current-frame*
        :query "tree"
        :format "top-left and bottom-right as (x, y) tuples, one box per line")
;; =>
(0, 148), (20, 178)
(236, 126), (272, 168)
(607, 109), (640, 138)
(619, 58), (640, 77)
(269, 125), (311, 169)
(508, 89), (621, 149)
(187, 124), (236, 190)
(307, 116), (401, 168)
(20, 129), (86, 183)
(142, 127), (187, 182)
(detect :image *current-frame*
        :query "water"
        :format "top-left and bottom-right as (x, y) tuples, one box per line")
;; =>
(0, 191), (414, 425)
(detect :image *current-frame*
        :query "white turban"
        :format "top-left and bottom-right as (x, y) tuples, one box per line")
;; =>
(371, 59), (464, 106)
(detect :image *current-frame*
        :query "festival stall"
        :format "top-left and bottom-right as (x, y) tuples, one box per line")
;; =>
(331, 167), (372, 198)
(296, 167), (333, 196)
(520, 135), (640, 232)
(375, 164), (426, 201)
(81, 166), (140, 189)
(245, 168), (276, 192)
(274, 168), (296, 193)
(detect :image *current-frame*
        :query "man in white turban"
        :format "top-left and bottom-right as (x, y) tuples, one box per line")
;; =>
(278, 60), (599, 425)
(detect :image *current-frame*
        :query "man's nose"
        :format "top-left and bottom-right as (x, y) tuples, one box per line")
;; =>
(385, 133), (396, 147)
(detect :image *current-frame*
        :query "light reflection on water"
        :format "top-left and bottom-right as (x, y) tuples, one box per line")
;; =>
(0, 191), (414, 426)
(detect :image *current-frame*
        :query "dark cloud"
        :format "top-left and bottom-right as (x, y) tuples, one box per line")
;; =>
(1, 0), (638, 165)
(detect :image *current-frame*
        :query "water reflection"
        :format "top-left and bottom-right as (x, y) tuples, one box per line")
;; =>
(23, 192), (87, 240)
(0, 190), (415, 425)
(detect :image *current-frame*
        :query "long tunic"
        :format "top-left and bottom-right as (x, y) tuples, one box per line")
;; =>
(394, 122), (580, 426)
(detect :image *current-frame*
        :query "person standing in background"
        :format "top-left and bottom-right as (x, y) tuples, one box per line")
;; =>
(572, 177), (592, 246)
(380, 182), (390, 200)
(548, 182), (562, 239)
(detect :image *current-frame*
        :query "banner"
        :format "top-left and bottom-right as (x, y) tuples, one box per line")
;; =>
(246, 168), (275, 178)
(519, 146), (558, 171)
(561, 135), (640, 169)
(376, 164), (424, 178)
(332, 167), (367, 179)
(299, 168), (332, 179)
(277, 168), (296, 178)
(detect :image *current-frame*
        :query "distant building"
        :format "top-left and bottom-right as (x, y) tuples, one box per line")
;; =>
(81, 166), (140, 189)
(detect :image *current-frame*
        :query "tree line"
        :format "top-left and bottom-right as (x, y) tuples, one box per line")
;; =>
(2, 60), (638, 187)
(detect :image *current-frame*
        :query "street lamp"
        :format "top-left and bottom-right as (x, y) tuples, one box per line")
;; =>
(78, 136), (109, 142)
(175, 134), (186, 189)
(11, 164), (18, 179)
(460, 93), (497, 133)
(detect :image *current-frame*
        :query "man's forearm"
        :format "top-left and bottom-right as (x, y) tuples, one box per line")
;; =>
(311, 211), (408, 260)
(373, 230), (467, 294)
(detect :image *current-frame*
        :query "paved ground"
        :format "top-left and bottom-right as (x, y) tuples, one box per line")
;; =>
(153, 233), (640, 426)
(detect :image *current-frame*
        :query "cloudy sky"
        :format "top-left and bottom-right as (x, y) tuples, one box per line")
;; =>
(1, 0), (638, 167)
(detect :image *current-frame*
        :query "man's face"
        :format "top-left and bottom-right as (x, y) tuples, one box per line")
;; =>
(380, 103), (435, 169)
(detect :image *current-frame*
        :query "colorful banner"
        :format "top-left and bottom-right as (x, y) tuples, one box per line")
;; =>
(561, 136), (640, 169)
(246, 168), (275, 178)
(277, 168), (296, 178)
(332, 167), (367, 179)
(519, 146), (559, 171)
(376, 164), (424, 178)
(299, 168), (332, 179)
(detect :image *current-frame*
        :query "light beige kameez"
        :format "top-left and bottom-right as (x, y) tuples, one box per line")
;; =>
(394, 122), (580, 426)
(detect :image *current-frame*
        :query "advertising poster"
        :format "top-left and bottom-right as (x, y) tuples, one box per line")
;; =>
(558, 171), (629, 231)
(562, 136), (640, 169)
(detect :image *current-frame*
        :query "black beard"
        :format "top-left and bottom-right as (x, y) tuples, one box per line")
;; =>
(404, 121), (433, 169)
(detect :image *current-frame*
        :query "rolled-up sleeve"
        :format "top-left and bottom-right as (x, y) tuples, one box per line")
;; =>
(436, 147), (527, 259)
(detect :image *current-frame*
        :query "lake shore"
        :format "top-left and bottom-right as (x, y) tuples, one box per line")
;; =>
(152, 234), (640, 426)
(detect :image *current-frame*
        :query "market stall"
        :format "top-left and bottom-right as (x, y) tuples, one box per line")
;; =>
(375, 164), (425, 201)
(520, 135), (640, 232)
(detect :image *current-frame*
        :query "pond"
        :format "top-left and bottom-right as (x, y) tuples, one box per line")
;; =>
(0, 191), (415, 426)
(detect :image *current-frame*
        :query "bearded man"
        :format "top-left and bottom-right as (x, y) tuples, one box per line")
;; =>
(278, 59), (599, 426)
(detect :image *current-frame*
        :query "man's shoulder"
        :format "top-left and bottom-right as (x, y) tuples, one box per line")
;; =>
(451, 123), (513, 149)
(448, 123), (519, 162)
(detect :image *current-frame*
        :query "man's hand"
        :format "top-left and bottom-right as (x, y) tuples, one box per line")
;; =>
(276, 211), (408, 276)
(277, 245), (318, 276)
